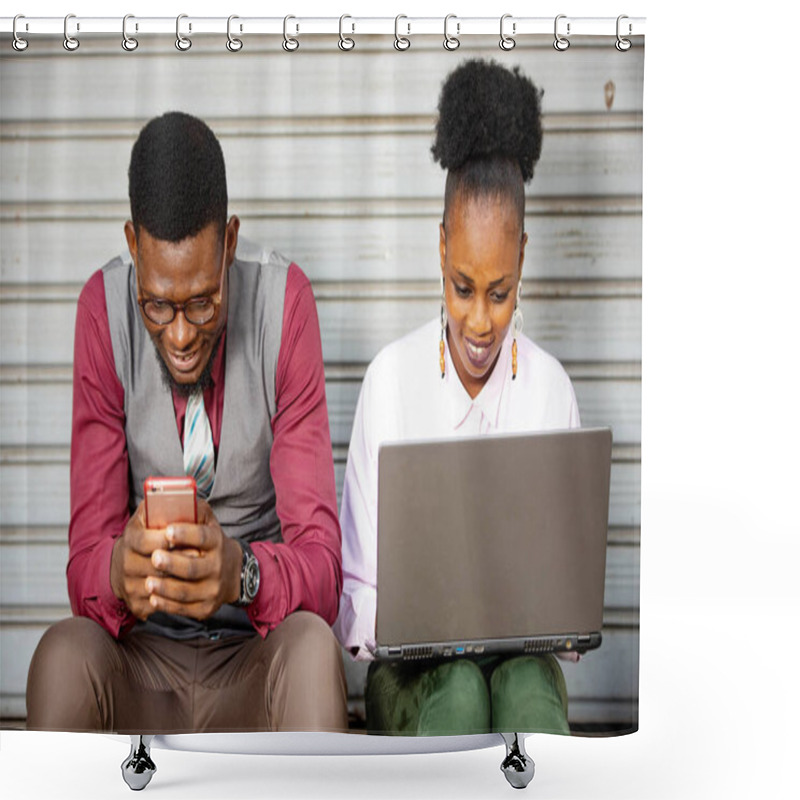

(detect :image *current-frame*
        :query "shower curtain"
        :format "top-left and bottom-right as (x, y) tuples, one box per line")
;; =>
(0, 12), (642, 747)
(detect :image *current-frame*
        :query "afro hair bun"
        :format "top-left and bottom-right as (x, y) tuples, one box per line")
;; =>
(431, 59), (543, 183)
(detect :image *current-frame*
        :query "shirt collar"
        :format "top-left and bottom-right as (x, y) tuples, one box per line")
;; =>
(443, 327), (513, 432)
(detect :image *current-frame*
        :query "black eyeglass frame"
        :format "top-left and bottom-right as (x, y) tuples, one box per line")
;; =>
(136, 256), (227, 327)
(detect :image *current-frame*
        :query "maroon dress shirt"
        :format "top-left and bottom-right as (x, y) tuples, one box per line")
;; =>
(67, 261), (342, 638)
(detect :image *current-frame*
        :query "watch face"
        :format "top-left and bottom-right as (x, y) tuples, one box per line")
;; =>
(243, 558), (260, 602)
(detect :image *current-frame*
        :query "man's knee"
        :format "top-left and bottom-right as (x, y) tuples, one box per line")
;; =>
(26, 617), (116, 730)
(268, 611), (344, 674)
(260, 611), (348, 731)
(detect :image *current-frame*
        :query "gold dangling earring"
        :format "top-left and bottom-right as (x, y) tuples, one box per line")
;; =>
(512, 280), (523, 381)
(439, 275), (446, 378)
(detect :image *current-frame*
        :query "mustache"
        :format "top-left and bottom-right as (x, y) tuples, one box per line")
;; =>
(151, 335), (222, 398)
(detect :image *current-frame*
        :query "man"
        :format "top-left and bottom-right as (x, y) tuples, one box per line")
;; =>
(26, 112), (348, 733)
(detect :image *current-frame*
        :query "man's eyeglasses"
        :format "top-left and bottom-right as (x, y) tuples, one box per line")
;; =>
(137, 261), (226, 327)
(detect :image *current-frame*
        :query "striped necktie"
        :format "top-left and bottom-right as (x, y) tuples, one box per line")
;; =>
(183, 389), (215, 499)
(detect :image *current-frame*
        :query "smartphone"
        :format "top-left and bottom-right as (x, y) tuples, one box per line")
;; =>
(144, 476), (198, 529)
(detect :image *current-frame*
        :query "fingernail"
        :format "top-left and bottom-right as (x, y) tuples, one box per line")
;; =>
(153, 552), (165, 569)
(166, 526), (175, 541)
(145, 578), (155, 593)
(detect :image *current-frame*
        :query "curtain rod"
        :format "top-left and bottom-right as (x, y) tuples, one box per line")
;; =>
(1, 15), (646, 41)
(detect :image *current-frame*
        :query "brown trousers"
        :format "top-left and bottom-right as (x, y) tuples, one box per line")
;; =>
(26, 611), (349, 734)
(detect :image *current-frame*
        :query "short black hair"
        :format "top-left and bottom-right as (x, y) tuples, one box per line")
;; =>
(431, 59), (543, 229)
(128, 111), (227, 242)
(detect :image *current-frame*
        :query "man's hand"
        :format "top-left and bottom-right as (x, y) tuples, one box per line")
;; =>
(141, 499), (243, 620)
(110, 501), (170, 620)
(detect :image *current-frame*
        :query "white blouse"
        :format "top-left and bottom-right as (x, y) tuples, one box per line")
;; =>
(333, 318), (581, 661)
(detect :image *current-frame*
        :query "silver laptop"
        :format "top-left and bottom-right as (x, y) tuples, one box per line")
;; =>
(374, 427), (612, 661)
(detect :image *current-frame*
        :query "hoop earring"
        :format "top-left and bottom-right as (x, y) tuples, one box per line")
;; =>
(439, 276), (446, 379)
(512, 281), (523, 380)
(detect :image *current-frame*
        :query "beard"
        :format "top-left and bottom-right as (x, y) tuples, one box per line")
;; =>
(152, 334), (223, 398)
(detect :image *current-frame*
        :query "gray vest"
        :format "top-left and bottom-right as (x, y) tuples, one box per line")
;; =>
(103, 239), (289, 638)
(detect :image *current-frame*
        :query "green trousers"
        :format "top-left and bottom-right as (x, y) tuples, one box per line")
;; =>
(366, 654), (570, 736)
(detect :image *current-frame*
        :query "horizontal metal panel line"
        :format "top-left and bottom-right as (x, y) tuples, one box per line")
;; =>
(1, 196), (643, 221)
(0, 525), (67, 543)
(0, 198), (642, 225)
(0, 361), (643, 384)
(0, 525), (641, 546)
(0, 279), (642, 304)
(0, 443), (641, 465)
(321, 361), (643, 382)
(0, 364), (72, 383)
(0, 605), (70, 625)
(0, 114), (643, 141)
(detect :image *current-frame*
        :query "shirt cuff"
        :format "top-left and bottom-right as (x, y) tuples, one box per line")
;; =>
(555, 650), (581, 663)
(94, 535), (135, 637)
(333, 581), (377, 661)
(245, 541), (283, 636)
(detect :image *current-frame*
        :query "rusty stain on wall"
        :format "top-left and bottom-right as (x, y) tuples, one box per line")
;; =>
(605, 80), (616, 110)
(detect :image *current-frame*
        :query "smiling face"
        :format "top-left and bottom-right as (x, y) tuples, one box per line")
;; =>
(440, 195), (527, 399)
(124, 217), (239, 393)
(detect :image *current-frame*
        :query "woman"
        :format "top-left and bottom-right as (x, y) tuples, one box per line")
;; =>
(334, 59), (581, 735)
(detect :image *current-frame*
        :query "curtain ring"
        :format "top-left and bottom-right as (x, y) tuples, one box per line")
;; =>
(226, 15), (243, 52)
(615, 15), (632, 52)
(122, 14), (138, 51)
(12, 15), (29, 52)
(339, 14), (355, 51)
(499, 14), (516, 51)
(175, 14), (192, 51)
(394, 14), (410, 51)
(283, 15), (299, 51)
(443, 14), (460, 51)
(63, 13), (80, 51)
(553, 14), (570, 51)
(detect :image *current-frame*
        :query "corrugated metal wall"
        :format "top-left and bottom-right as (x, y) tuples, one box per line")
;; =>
(0, 34), (642, 728)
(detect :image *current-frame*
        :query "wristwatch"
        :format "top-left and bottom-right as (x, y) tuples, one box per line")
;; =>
(234, 540), (260, 607)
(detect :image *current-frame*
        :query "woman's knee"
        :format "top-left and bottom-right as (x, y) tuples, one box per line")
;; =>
(490, 655), (569, 734)
(418, 660), (490, 734)
(434, 659), (486, 699)
(492, 655), (566, 704)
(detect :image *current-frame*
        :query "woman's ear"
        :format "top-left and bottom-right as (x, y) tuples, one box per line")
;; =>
(439, 221), (447, 270)
(518, 230), (528, 278)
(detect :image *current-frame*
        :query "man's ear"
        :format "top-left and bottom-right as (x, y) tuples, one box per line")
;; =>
(225, 216), (241, 267)
(124, 221), (138, 263)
